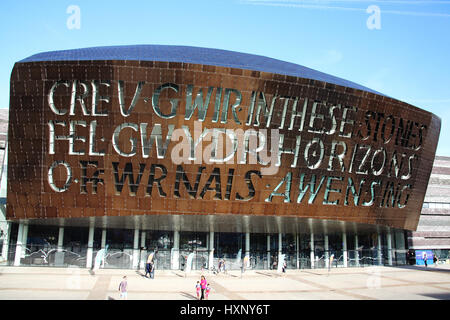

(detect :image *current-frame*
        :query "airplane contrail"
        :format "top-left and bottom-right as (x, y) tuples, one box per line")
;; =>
(241, 0), (450, 17)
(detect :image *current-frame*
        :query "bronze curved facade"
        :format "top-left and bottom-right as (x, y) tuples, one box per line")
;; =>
(7, 47), (441, 233)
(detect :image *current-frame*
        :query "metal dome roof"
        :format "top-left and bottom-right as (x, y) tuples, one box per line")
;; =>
(19, 44), (382, 95)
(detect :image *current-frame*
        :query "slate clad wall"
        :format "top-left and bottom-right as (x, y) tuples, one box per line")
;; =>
(409, 156), (450, 248)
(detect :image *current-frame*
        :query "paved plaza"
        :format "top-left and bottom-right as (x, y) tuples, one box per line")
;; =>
(0, 265), (449, 300)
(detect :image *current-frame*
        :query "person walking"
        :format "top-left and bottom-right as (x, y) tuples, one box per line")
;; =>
(118, 276), (128, 300)
(272, 259), (277, 270)
(195, 281), (201, 300)
(145, 252), (154, 278)
(200, 275), (207, 300)
(145, 260), (151, 278)
(423, 252), (428, 267)
(218, 259), (223, 273)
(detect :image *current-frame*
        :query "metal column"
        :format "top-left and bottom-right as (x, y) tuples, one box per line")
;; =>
(101, 229), (107, 249)
(209, 231), (215, 270)
(387, 231), (393, 266)
(172, 230), (180, 270)
(140, 230), (146, 269)
(355, 234), (360, 267)
(1, 222), (11, 261)
(86, 226), (94, 269)
(14, 223), (24, 266)
(245, 232), (250, 269)
(343, 232), (348, 268)
(21, 224), (28, 258)
(377, 233), (382, 266)
(57, 227), (64, 252)
(132, 229), (140, 269)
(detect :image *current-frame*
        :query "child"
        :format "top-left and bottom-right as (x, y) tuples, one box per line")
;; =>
(205, 283), (211, 300)
(195, 281), (201, 300)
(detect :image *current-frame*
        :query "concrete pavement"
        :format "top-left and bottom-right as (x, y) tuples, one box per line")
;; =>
(0, 264), (449, 300)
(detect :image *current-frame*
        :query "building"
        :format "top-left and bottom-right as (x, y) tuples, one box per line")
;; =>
(0, 45), (442, 270)
(408, 156), (450, 264)
(0, 108), (9, 261)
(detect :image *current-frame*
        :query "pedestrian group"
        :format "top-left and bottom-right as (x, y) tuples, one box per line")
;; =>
(196, 275), (211, 300)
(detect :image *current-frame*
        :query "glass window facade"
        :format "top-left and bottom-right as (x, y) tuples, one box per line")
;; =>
(4, 223), (416, 270)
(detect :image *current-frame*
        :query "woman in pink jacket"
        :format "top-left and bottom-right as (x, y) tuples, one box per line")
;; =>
(200, 275), (207, 300)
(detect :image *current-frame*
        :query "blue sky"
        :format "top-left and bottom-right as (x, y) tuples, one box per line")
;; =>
(0, 0), (449, 155)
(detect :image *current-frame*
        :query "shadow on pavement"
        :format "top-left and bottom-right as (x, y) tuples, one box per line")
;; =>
(135, 270), (146, 278)
(418, 292), (450, 300)
(180, 292), (198, 300)
(255, 271), (275, 277)
(394, 265), (450, 273)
